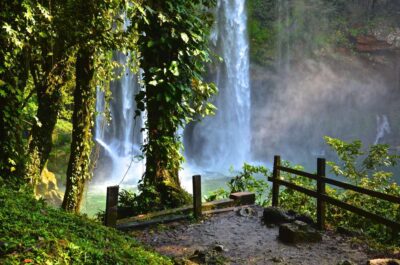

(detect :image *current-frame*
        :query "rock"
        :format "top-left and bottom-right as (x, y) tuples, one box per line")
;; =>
(336, 226), (361, 237)
(35, 167), (64, 207)
(354, 35), (393, 53)
(174, 257), (198, 265)
(372, 26), (400, 48)
(213, 244), (226, 252)
(229, 192), (256, 205)
(337, 260), (356, 265)
(270, 256), (284, 263)
(368, 259), (400, 265)
(263, 207), (294, 224)
(294, 213), (314, 225)
(237, 206), (256, 217)
(191, 248), (227, 264)
(278, 222), (322, 244)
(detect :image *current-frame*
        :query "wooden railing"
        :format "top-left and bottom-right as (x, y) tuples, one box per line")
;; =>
(269, 155), (400, 231)
(105, 176), (203, 228)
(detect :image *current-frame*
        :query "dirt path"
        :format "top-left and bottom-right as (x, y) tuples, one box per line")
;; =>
(131, 206), (371, 265)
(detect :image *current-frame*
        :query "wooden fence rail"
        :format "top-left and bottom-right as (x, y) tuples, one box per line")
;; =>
(269, 155), (400, 231)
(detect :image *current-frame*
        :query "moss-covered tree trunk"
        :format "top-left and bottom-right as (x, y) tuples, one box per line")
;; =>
(136, 1), (191, 210)
(23, 17), (69, 183)
(134, 0), (216, 211)
(0, 2), (30, 185)
(144, 77), (188, 207)
(62, 48), (95, 213)
(0, 50), (29, 184)
(24, 84), (62, 185)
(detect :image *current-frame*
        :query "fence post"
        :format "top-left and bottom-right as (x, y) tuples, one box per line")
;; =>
(272, 155), (281, 207)
(105, 185), (119, 228)
(193, 175), (202, 219)
(317, 158), (326, 230)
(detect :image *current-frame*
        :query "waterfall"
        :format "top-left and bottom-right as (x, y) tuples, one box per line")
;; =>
(94, 52), (144, 186)
(374, 114), (391, 145)
(184, 0), (251, 171)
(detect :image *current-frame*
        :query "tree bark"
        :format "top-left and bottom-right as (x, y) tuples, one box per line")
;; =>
(62, 48), (95, 213)
(0, 2), (30, 185)
(0, 50), (29, 184)
(138, 3), (191, 210)
(24, 61), (66, 185)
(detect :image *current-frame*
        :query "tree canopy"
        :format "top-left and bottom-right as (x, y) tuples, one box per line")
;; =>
(0, 0), (217, 212)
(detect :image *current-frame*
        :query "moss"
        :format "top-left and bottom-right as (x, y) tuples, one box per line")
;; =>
(47, 119), (72, 185)
(0, 186), (173, 265)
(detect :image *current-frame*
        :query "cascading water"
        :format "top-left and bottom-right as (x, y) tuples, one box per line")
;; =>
(184, 0), (251, 171)
(94, 52), (144, 186)
(374, 114), (391, 144)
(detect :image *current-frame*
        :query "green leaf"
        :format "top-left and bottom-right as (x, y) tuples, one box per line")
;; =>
(180, 32), (189, 43)
(148, 80), (158, 86)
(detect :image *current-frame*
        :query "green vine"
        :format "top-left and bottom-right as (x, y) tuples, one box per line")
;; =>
(133, 0), (217, 209)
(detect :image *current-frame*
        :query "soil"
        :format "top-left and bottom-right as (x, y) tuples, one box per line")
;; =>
(130, 205), (375, 265)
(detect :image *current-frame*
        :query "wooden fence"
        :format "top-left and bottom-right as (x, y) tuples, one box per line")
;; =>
(105, 175), (203, 228)
(269, 155), (400, 231)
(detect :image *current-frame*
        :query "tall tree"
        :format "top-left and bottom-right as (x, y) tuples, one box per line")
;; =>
(62, 47), (95, 211)
(62, 0), (139, 212)
(135, 0), (217, 210)
(23, 1), (72, 185)
(0, 1), (34, 185)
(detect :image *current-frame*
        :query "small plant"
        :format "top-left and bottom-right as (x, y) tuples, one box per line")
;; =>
(204, 188), (229, 202)
(206, 163), (270, 206)
(228, 163), (270, 206)
(277, 161), (317, 218)
(324, 136), (400, 244)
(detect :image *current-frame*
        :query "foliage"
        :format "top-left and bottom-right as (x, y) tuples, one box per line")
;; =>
(227, 163), (270, 206)
(134, 0), (217, 209)
(247, 0), (276, 66)
(204, 188), (229, 202)
(276, 161), (318, 218)
(323, 136), (400, 243)
(205, 163), (270, 206)
(0, 186), (173, 265)
(276, 137), (400, 245)
(47, 119), (73, 184)
(0, 1), (31, 183)
(247, 0), (400, 67)
(117, 184), (192, 216)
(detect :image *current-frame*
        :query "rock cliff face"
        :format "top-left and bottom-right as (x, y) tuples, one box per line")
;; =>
(247, 0), (400, 166)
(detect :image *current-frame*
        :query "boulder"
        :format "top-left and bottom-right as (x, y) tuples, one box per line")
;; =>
(354, 35), (393, 53)
(263, 207), (294, 224)
(278, 221), (322, 244)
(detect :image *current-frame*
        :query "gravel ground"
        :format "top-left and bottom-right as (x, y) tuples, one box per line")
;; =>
(130, 205), (374, 265)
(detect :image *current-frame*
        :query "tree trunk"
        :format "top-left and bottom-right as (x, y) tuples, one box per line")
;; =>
(138, 3), (191, 210)
(62, 48), (95, 213)
(0, 2), (30, 185)
(0, 49), (29, 184)
(24, 84), (62, 185)
(24, 59), (67, 185)
(144, 88), (187, 207)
